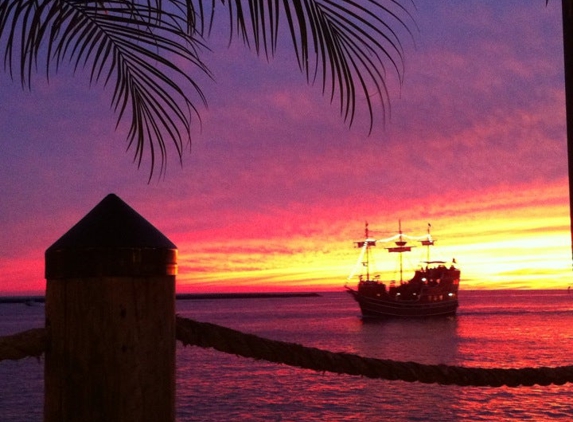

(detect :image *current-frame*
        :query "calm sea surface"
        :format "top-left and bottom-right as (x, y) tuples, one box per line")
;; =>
(1, 290), (573, 421)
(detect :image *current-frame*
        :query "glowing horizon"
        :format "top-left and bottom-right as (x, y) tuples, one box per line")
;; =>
(171, 179), (572, 293)
(1, 176), (570, 297)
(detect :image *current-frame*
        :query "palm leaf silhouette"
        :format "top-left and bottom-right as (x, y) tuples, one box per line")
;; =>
(0, 1), (414, 178)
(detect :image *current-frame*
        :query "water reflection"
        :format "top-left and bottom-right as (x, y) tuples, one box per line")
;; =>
(349, 316), (460, 366)
(3, 291), (573, 421)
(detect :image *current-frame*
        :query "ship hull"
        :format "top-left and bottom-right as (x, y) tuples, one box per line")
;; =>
(346, 288), (458, 318)
(346, 222), (460, 318)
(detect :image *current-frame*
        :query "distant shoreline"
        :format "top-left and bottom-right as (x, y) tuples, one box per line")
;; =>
(2, 289), (568, 305)
(176, 292), (321, 300)
(0, 292), (321, 304)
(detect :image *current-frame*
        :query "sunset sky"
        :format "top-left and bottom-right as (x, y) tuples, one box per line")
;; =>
(0, 1), (571, 295)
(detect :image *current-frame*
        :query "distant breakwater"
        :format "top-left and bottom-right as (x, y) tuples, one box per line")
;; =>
(0, 292), (321, 304)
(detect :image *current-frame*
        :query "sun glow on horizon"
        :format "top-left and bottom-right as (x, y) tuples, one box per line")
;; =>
(174, 180), (572, 293)
(0, 181), (570, 296)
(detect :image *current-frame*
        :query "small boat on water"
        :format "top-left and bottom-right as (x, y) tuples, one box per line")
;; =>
(345, 222), (460, 318)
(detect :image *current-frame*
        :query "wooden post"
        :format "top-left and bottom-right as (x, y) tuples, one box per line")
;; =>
(44, 194), (177, 422)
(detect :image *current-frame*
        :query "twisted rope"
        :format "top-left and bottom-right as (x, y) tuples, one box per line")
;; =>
(175, 316), (573, 388)
(2, 319), (573, 388)
(0, 328), (46, 362)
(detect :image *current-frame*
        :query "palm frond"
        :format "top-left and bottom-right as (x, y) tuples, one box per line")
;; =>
(0, 0), (210, 180)
(0, 0), (415, 179)
(217, 0), (416, 132)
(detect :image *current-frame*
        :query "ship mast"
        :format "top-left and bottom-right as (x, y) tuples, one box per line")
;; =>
(420, 223), (435, 263)
(386, 220), (411, 283)
(365, 222), (371, 281)
(398, 221), (404, 282)
(354, 222), (377, 282)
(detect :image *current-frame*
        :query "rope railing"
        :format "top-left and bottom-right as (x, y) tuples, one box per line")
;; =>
(0, 328), (46, 361)
(2, 317), (573, 388)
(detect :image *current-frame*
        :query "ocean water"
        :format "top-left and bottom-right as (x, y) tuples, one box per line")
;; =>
(1, 290), (573, 421)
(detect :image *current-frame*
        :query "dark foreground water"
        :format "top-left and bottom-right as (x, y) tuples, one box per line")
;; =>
(1, 290), (573, 421)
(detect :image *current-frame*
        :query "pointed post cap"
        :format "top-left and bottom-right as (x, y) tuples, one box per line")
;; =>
(45, 194), (177, 279)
